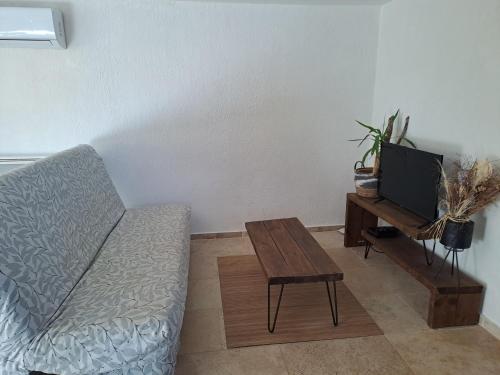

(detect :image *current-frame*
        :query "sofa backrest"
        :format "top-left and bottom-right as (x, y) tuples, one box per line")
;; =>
(0, 145), (125, 367)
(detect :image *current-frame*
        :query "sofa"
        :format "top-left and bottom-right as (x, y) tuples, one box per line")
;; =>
(0, 145), (191, 375)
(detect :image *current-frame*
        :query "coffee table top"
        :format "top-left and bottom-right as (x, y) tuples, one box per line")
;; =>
(245, 217), (343, 285)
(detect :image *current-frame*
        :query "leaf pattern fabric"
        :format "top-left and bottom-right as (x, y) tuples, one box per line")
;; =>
(26, 204), (190, 375)
(0, 145), (190, 375)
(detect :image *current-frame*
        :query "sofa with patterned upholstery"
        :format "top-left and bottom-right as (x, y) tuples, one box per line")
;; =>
(0, 145), (191, 375)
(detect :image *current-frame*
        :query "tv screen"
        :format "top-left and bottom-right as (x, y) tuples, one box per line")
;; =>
(378, 143), (443, 222)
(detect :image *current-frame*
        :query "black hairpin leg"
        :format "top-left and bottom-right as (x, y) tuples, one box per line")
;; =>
(268, 283), (284, 333)
(325, 281), (339, 326)
(435, 247), (462, 296)
(422, 239), (436, 265)
(450, 250), (462, 297)
(364, 242), (372, 259)
(435, 247), (452, 278)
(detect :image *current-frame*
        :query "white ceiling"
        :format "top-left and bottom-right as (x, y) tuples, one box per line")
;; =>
(175, 0), (392, 5)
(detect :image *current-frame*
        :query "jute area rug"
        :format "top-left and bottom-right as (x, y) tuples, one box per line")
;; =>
(218, 255), (382, 348)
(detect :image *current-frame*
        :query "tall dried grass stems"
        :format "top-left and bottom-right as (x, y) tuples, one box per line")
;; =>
(428, 158), (500, 239)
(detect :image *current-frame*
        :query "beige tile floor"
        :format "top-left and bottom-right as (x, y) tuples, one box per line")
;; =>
(176, 231), (500, 374)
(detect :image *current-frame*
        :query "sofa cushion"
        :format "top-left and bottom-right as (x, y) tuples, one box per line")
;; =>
(25, 204), (191, 375)
(0, 145), (125, 373)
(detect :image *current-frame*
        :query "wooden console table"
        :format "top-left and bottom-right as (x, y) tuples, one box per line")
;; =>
(344, 193), (483, 329)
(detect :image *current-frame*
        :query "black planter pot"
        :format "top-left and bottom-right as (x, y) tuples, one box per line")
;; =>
(440, 220), (474, 250)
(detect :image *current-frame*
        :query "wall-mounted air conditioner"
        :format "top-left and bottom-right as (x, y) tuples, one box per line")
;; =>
(0, 7), (66, 49)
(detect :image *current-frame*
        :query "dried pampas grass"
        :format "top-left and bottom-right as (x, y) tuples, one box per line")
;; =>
(428, 158), (500, 239)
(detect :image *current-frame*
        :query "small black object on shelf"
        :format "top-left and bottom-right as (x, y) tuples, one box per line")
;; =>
(435, 220), (474, 291)
(367, 226), (399, 238)
(364, 227), (399, 259)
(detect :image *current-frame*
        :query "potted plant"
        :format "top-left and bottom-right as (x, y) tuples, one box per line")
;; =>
(429, 159), (500, 249)
(350, 110), (415, 198)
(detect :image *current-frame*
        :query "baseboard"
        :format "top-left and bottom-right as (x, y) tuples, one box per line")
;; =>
(307, 225), (344, 233)
(191, 224), (344, 240)
(480, 314), (500, 340)
(191, 231), (244, 240)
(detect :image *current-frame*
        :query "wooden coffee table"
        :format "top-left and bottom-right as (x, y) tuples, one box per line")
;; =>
(245, 217), (344, 333)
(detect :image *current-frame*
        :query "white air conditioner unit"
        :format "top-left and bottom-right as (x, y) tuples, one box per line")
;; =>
(0, 7), (66, 49)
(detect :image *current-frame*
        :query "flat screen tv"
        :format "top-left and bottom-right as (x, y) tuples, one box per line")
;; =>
(378, 143), (443, 222)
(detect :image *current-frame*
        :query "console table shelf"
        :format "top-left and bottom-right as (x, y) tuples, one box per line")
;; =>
(345, 193), (433, 243)
(361, 231), (482, 295)
(344, 193), (484, 329)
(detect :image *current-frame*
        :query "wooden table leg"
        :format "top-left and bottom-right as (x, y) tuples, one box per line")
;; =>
(344, 194), (378, 247)
(427, 291), (482, 328)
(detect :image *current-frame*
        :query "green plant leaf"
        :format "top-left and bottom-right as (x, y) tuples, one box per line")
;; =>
(355, 120), (378, 133)
(356, 133), (371, 147)
(361, 148), (372, 165)
(348, 133), (374, 147)
(372, 137), (381, 156)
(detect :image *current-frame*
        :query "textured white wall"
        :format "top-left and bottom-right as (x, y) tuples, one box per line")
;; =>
(373, 0), (500, 326)
(0, 0), (380, 233)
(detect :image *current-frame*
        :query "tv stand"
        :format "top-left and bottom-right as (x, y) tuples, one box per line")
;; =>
(344, 193), (483, 329)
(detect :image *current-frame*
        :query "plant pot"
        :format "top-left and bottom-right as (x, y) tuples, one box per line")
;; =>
(440, 220), (474, 250)
(354, 167), (379, 198)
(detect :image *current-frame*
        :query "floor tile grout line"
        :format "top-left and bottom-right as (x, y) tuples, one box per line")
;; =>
(178, 347), (226, 357)
(392, 292), (429, 326)
(277, 345), (293, 375)
(383, 334), (419, 375)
